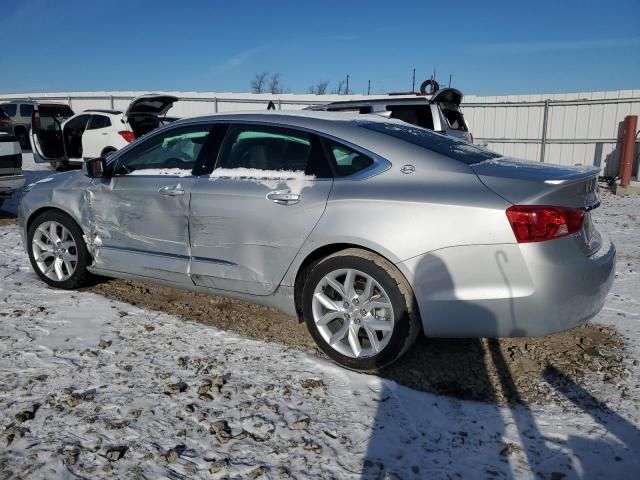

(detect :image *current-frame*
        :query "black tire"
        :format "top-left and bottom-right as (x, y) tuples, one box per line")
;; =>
(101, 147), (116, 158)
(420, 79), (440, 95)
(302, 248), (421, 371)
(15, 128), (30, 150)
(27, 210), (94, 289)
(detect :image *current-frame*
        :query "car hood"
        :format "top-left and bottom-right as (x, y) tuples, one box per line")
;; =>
(25, 169), (89, 192)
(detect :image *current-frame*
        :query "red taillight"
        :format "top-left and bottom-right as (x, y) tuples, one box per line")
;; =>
(118, 130), (135, 143)
(506, 205), (585, 243)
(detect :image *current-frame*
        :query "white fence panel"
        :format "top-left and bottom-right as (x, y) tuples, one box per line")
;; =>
(1, 89), (638, 174)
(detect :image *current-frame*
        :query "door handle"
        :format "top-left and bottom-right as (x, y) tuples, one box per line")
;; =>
(266, 190), (300, 205)
(158, 185), (185, 196)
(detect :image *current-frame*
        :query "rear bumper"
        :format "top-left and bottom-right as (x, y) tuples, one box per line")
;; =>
(0, 173), (25, 197)
(398, 237), (616, 338)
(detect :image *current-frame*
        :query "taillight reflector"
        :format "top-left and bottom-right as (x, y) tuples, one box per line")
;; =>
(118, 130), (135, 143)
(506, 205), (585, 243)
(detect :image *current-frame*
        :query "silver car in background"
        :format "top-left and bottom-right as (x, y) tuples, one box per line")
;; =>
(19, 111), (616, 370)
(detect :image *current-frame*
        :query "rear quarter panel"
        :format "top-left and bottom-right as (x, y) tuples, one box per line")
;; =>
(282, 149), (515, 286)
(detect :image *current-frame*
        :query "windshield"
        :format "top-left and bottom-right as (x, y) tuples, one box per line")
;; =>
(359, 121), (499, 165)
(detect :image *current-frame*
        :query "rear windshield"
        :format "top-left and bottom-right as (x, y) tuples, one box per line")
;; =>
(442, 108), (467, 131)
(386, 104), (434, 130)
(360, 121), (499, 165)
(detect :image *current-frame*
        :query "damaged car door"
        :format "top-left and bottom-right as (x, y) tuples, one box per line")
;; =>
(86, 123), (214, 283)
(189, 123), (334, 295)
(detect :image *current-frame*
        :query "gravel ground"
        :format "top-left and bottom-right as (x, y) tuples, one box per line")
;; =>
(86, 278), (625, 406)
(1, 156), (639, 478)
(0, 173), (632, 407)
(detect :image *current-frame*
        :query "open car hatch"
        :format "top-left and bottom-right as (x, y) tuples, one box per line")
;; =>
(430, 88), (463, 107)
(123, 94), (178, 138)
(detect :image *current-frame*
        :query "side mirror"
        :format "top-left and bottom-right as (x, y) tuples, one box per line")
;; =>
(85, 157), (109, 178)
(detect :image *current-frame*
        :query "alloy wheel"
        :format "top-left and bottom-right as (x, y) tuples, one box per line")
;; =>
(31, 220), (78, 282)
(312, 268), (395, 358)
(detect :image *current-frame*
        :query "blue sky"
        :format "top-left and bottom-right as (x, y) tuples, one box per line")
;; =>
(1, 0), (639, 95)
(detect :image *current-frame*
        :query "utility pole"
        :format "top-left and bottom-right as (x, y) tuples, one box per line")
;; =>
(448, 73), (452, 88)
(367, 79), (371, 95)
(345, 75), (349, 95)
(412, 68), (416, 92)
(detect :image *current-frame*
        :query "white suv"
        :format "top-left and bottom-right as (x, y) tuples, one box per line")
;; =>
(30, 95), (178, 169)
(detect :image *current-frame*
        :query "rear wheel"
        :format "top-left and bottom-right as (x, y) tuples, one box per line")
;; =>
(302, 248), (420, 371)
(15, 128), (29, 150)
(101, 147), (116, 158)
(27, 210), (94, 289)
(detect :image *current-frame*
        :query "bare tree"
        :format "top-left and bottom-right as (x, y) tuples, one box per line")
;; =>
(251, 72), (269, 93)
(308, 80), (330, 95)
(268, 73), (282, 94)
(332, 79), (346, 95)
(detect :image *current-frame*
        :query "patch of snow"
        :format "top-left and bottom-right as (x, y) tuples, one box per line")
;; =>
(0, 156), (639, 478)
(209, 168), (315, 195)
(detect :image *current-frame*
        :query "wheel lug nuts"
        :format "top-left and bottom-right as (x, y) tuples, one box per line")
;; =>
(345, 313), (350, 319)
(361, 309), (367, 316)
(343, 302), (349, 308)
(353, 299), (359, 305)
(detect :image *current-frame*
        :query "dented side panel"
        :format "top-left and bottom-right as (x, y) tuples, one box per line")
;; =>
(85, 175), (196, 284)
(188, 176), (333, 295)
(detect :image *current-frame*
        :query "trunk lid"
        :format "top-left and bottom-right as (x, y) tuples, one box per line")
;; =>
(473, 157), (602, 254)
(471, 157), (600, 209)
(124, 94), (178, 138)
(124, 94), (178, 118)
(430, 88), (463, 107)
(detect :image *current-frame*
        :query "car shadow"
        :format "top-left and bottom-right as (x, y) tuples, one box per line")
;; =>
(361, 252), (636, 478)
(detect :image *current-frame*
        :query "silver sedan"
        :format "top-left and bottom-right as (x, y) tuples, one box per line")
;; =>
(19, 111), (616, 370)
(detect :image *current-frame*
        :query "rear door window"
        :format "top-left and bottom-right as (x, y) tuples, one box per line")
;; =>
(216, 124), (331, 177)
(386, 104), (434, 130)
(87, 115), (112, 130)
(323, 139), (374, 177)
(441, 108), (467, 131)
(19, 104), (34, 117)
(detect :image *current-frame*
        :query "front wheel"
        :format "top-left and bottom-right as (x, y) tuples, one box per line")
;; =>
(27, 210), (94, 289)
(302, 249), (420, 371)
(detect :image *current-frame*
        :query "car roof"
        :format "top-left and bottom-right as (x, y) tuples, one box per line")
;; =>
(0, 99), (36, 105)
(321, 97), (431, 107)
(83, 109), (123, 115)
(173, 110), (415, 154)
